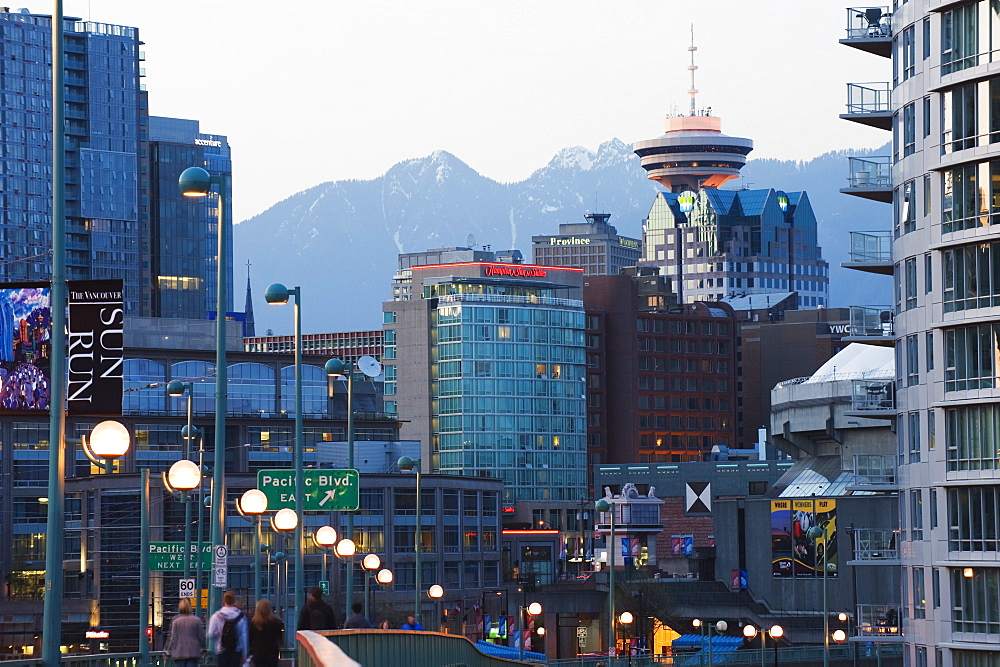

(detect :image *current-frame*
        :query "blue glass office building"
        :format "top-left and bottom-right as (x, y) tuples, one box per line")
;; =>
(0, 9), (141, 310)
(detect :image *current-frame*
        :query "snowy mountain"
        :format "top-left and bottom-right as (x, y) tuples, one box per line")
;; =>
(235, 140), (889, 335)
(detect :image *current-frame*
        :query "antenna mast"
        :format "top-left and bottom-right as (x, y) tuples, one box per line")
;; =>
(687, 25), (698, 116)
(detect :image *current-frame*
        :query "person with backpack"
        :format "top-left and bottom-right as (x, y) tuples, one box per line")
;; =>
(297, 586), (337, 631)
(207, 590), (248, 667)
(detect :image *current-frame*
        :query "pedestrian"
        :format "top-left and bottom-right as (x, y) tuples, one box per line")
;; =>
(249, 599), (284, 667)
(297, 586), (337, 631)
(377, 619), (391, 630)
(207, 590), (249, 667)
(164, 598), (205, 667)
(343, 602), (372, 629)
(401, 615), (424, 631)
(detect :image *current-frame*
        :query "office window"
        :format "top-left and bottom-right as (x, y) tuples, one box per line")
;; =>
(942, 240), (1000, 312)
(913, 567), (926, 619)
(902, 25), (916, 80)
(947, 403), (1000, 470)
(907, 335), (920, 387)
(903, 102), (916, 156)
(942, 82), (977, 153)
(941, 3), (979, 74)
(948, 486), (1000, 551)
(909, 412), (921, 463)
(905, 257), (918, 309)
(911, 490), (924, 540)
(951, 568), (1000, 634)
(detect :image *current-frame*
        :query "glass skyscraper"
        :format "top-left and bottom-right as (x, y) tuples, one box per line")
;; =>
(383, 251), (588, 507)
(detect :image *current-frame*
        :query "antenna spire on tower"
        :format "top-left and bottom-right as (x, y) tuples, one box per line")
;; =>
(688, 24), (698, 116)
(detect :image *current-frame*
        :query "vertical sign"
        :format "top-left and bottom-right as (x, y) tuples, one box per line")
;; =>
(770, 500), (793, 577)
(212, 544), (228, 589)
(67, 280), (123, 415)
(0, 283), (51, 411)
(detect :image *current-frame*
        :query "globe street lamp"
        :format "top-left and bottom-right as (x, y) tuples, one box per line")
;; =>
(166, 459), (202, 583)
(239, 489), (269, 606)
(362, 553), (381, 621)
(179, 165), (230, 617)
(595, 498), (616, 658)
(807, 523), (831, 667)
(326, 357), (358, 618)
(744, 624), (784, 667)
(166, 382), (198, 586)
(265, 281), (306, 631)
(518, 601), (542, 662)
(397, 455), (423, 625)
(272, 508), (298, 641)
(82, 420), (132, 473)
(313, 525), (338, 590)
(619, 612), (634, 666)
(428, 584), (444, 631)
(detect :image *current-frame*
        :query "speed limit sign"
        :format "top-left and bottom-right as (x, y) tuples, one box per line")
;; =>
(179, 578), (195, 599)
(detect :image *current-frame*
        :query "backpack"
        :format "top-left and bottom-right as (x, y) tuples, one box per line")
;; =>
(220, 611), (243, 653)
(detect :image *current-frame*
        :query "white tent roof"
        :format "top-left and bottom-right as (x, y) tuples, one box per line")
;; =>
(802, 343), (894, 384)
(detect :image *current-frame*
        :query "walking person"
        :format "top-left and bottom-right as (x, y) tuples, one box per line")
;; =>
(343, 602), (372, 629)
(164, 598), (205, 667)
(297, 586), (337, 630)
(249, 599), (284, 667)
(207, 590), (249, 667)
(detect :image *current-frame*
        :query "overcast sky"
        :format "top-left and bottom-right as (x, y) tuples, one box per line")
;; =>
(62, 1), (886, 222)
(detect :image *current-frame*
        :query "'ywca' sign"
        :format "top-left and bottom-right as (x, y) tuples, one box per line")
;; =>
(68, 280), (123, 415)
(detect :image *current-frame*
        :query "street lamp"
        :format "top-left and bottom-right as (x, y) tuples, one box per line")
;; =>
(428, 584), (444, 631)
(313, 525), (338, 589)
(272, 508), (298, 640)
(179, 165), (231, 617)
(807, 523), (831, 667)
(619, 612), (634, 664)
(397, 455), (423, 625)
(82, 420), (132, 473)
(518, 601), (542, 661)
(166, 459), (202, 584)
(239, 489), (268, 606)
(833, 629), (847, 642)
(362, 554), (381, 621)
(326, 357), (359, 618)
(265, 281), (305, 630)
(166, 381), (198, 587)
(595, 498), (616, 658)
(693, 619), (727, 667)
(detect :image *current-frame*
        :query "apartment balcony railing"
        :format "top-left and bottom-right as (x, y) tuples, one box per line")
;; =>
(848, 379), (895, 415)
(852, 454), (897, 488)
(841, 156), (892, 204)
(842, 82), (892, 130)
(851, 528), (900, 561)
(845, 305), (894, 345)
(855, 604), (903, 640)
(843, 231), (893, 275)
(841, 7), (892, 57)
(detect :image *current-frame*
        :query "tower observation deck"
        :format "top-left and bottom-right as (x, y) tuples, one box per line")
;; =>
(633, 32), (753, 193)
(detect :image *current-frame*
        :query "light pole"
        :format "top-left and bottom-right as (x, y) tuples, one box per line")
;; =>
(239, 489), (269, 606)
(166, 382), (197, 583)
(375, 568), (393, 623)
(619, 611), (634, 666)
(428, 584), (444, 631)
(808, 523), (830, 667)
(336, 538), (357, 614)
(314, 525), (338, 592)
(397, 456), (423, 625)
(179, 165), (231, 617)
(362, 554), (381, 621)
(326, 358), (358, 618)
(265, 282), (305, 629)
(41, 3), (68, 662)
(272, 508), (298, 642)
(595, 498), (616, 658)
(518, 601), (541, 661)
(165, 459), (202, 579)
(744, 624), (783, 667)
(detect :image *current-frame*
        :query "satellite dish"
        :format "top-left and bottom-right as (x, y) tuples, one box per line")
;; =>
(466, 233), (476, 248)
(357, 355), (383, 378)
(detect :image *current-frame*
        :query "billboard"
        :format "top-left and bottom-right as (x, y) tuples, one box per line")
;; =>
(772, 498), (838, 578)
(0, 280), (122, 415)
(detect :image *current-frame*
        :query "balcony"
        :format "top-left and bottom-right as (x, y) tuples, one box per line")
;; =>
(847, 379), (895, 418)
(841, 156), (892, 202)
(843, 231), (892, 275)
(849, 454), (897, 490)
(854, 604), (903, 641)
(849, 528), (900, 563)
(844, 305), (894, 345)
(841, 82), (892, 130)
(840, 7), (892, 57)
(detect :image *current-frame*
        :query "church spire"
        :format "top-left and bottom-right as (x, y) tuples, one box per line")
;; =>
(243, 260), (256, 337)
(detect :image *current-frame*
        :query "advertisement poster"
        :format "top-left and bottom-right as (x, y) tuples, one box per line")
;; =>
(770, 500), (793, 577)
(0, 284), (51, 411)
(67, 280), (123, 415)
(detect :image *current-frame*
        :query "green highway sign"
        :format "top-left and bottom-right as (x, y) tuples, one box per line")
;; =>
(148, 542), (212, 571)
(257, 469), (360, 511)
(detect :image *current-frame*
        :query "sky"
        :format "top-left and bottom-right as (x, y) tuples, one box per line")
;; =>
(62, 0), (887, 223)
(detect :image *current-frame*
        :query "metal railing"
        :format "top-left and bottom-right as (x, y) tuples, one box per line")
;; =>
(848, 305), (893, 338)
(850, 379), (895, 412)
(848, 231), (892, 264)
(845, 83), (891, 114)
(845, 157), (891, 188)
(845, 7), (892, 39)
(0, 653), (168, 667)
(438, 293), (584, 308)
(853, 454), (896, 486)
(852, 528), (899, 560)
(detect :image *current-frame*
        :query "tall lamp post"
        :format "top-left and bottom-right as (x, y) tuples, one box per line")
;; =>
(264, 282), (305, 629)
(239, 489), (269, 606)
(179, 165), (231, 617)
(807, 523), (831, 667)
(428, 584), (444, 631)
(397, 456), (423, 625)
(618, 612), (634, 666)
(326, 358), (358, 617)
(362, 554), (381, 621)
(272, 508), (298, 641)
(314, 525), (338, 590)
(744, 624), (784, 667)
(595, 498), (616, 658)
(518, 601), (542, 661)
(166, 382), (197, 583)
(336, 537), (357, 613)
(693, 619), (727, 667)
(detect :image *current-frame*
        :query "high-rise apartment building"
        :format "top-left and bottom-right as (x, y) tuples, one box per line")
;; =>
(144, 117), (232, 319)
(382, 250), (588, 516)
(836, 4), (996, 665)
(633, 40), (829, 310)
(531, 212), (641, 275)
(0, 9), (141, 309)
